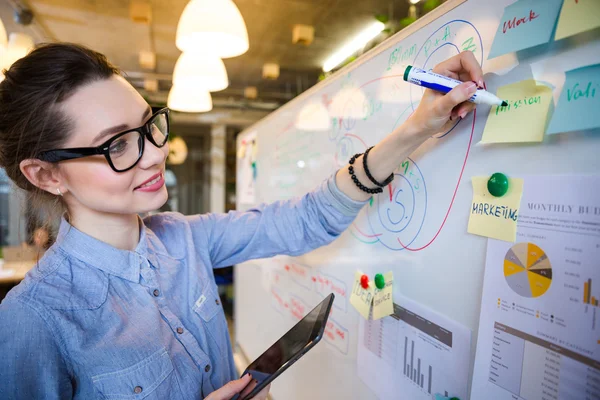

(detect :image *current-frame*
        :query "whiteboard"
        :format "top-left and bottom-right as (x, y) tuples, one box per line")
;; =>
(234, 0), (600, 399)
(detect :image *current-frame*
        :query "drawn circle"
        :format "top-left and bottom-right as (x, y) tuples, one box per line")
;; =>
(334, 133), (367, 167)
(409, 20), (484, 139)
(365, 157), (427, 251)
(376, 174), (415, 233)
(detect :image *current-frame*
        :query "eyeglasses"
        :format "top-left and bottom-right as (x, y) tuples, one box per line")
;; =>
(38, 108), (170, 173)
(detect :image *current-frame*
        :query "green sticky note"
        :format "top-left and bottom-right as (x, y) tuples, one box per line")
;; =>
(547, 64), (600, 135)
(488, 0), (563, 59)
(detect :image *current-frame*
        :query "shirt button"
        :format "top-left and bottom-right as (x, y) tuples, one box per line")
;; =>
(176, 327), (184, 334)
(134, 386), (143, 394)
(205, 364), (211, 372)
(215, 299), (220, 305)
(153, 289), (160, 297)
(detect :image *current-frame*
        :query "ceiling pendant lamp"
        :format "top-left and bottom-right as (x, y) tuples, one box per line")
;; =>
(167, 84), (213, 113)
(173, 52), (228, 92)
(176, 0), (249, 58)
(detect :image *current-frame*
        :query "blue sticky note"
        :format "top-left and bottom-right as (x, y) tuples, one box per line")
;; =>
(488, 0), (563, 59)
(547, 64), (600, 135)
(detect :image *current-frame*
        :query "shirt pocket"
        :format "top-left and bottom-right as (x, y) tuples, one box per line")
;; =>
(192, 282), (228, 354)
(91, 348), (183, 400)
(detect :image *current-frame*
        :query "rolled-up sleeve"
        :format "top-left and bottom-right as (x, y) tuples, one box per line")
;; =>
(188, 173), (368, 268)
(0, 300), (72, 399)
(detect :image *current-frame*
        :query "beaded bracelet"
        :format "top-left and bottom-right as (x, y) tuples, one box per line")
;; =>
(348, 153), (383, 194)
(363, 146), (394, 187)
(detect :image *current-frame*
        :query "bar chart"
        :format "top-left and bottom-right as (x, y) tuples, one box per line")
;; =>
(357, 295), (471, 400)
(583, 278), (599, 307)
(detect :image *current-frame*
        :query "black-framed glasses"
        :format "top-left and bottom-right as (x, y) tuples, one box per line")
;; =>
(38, 108), (170, 173)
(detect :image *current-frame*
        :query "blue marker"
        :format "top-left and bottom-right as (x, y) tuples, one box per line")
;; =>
(403, 65), (508, 107)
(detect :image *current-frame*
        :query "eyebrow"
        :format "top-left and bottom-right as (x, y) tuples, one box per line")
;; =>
(92, 106), (153, 144)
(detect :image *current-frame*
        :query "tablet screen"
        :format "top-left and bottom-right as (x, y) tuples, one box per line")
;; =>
(238, 293), (334, 399)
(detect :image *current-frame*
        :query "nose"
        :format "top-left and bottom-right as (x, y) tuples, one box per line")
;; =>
(137, 135), (168, 170)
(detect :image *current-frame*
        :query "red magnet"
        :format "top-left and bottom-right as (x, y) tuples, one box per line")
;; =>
(360, 274), (369, 289)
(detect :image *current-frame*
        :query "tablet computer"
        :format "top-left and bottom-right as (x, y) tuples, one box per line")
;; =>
(232, 293), (335, 400)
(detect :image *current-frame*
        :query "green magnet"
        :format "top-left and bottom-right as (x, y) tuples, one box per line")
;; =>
(450, 397), (460, 400)
(374, 273), (385, 290)
(487, 172), (509, 197)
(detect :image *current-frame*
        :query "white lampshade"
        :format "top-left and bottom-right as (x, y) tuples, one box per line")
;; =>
(4, 33), (34, 67)
(173, 52), (228, 92)
(167, 84), (213, 112)
(0, 18), (7, 48)
(167, 136), (189, 165)
(176, 0), (249, 58)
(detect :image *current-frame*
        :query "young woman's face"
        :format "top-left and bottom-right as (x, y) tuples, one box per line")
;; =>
(57, 75), (169, 216)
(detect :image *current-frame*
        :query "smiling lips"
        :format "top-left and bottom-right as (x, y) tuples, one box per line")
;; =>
(135, 172), (165, 192)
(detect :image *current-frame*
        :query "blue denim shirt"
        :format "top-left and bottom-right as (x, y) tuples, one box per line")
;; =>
(0, 175), (366, 399)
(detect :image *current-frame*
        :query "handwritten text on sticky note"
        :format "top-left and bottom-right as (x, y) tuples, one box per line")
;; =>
(468, 177), (524, 242)
(547, 64), (600, 135)
(555, 0), (600, 40)
(488, 0), (563, 59)
(373, 271), (394, 320)
(350, 271), (374, 319)
(481, 80), (553, 144)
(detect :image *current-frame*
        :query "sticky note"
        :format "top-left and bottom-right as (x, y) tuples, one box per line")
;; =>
(547, 64), (600, 135)
(350, 271), (374, 319)
(468, 176), (524, 242)
(488, 0), (563, 59)
(555, 0), (600, 41)
(481, 80), (553, 144)
(372, 271), (394, 320)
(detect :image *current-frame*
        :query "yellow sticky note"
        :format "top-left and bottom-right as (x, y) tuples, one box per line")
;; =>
(468, 177), (524, 242)
(350, 271), (374, 319)
(481, 80), (553, 144)
(555, 0), (600, 41)
(373, 272), (394, 320)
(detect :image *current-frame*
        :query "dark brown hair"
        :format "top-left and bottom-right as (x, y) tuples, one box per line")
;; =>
(0, 42), (120, 230)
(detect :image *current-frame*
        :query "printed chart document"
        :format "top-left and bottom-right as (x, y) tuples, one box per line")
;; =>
(357, 294), (471, 399)
(471, 175), (600, 400)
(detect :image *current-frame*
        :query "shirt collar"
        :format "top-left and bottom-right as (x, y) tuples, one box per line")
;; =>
(55, 216), (157, 283)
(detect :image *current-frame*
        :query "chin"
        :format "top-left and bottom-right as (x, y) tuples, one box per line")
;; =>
(133, 188), (170, 214)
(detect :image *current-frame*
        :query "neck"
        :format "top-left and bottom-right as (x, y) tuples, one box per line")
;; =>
(68, 208), (141, 251)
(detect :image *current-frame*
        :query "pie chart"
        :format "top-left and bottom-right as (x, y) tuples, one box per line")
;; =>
(504, 243), (552, 298)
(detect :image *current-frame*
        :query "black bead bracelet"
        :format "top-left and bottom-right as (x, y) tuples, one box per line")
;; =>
(348, 152), (383, 195)
(363, 146), (394, 187)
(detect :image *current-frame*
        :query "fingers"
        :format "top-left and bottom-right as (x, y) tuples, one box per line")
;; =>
(432, 51), (484, 88)
(434, 81), (477, 117)
(205, 374), (252, 400)
(453, 101), (476, 120)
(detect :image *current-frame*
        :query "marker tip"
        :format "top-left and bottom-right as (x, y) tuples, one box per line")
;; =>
(501, 101), (508, 107)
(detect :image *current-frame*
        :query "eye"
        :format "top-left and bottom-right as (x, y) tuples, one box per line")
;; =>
(109, 138), (129, 157)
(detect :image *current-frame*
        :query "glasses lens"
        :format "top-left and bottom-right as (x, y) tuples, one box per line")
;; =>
(108, 130), (142, 171)
(150, 111), (168, 146)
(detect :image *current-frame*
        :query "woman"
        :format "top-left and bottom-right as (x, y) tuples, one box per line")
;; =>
(0, 43), (482, 400)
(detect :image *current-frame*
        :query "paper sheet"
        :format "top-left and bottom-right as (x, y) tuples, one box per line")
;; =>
(372, 272), (394, 320)
(481, 80), (553, 144)
(357, 295), (471, 400)
(471, 175), (600, 400)
(555, 0), (600, 41)
(350, 271), (375, 319)
(488, 0), (563, 59)
(547, 64), (600, 135)
(468, 176), (524, 242)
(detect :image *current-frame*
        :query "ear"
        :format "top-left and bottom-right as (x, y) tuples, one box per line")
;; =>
(19, 159), (66, 196)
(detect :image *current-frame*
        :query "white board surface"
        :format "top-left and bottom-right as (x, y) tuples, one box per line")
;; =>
(234, 0), (600, 399)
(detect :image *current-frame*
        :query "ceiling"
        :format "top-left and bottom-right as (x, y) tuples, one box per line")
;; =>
(1, 0), (416, 126)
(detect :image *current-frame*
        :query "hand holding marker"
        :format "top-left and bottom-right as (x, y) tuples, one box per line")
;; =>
(403, 65), (508, 107)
